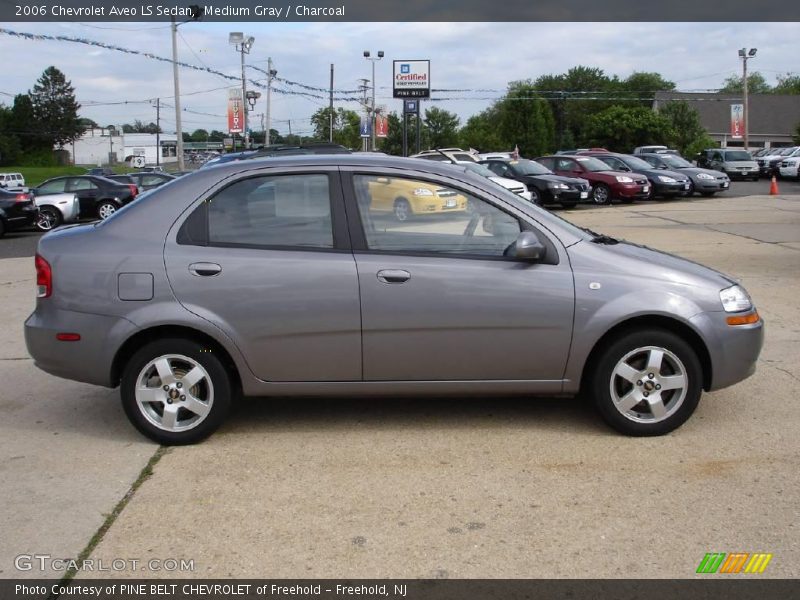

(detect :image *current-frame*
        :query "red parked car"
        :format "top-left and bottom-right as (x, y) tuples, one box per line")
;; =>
(536, 155), (650, 205)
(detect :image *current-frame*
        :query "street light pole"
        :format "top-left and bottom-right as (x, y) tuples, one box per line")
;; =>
(266, 57), (276, 146)
(171, 16), (185, 170)
(363, 50), (384, 151)
(230, 33), (255, 150)
(739, 47), (757, 152)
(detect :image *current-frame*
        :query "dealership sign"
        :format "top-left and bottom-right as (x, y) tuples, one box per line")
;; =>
(730, 104), (744, 139)
(228, 88), (244, 134)
(393, 60), (430, 98)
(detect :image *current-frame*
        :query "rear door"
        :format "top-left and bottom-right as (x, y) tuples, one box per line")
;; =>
(342, 168), (574, 385)
(164, 168), (362, 382)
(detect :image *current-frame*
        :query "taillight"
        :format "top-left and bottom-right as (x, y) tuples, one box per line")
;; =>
(128, 184), (138, 197)
(35, 254), (52, 298)
(15, 193), (30, 202)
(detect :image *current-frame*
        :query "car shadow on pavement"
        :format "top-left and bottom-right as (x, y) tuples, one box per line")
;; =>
(222, 394), (609, 437)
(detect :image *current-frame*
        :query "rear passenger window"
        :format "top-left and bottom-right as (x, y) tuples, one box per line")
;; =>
(207, 174), (334, 248)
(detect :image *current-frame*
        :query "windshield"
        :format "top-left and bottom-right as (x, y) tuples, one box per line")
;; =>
(463, 163), (497, 178)
(509, 159), (551, 176)
(723, 151), (752, 161)
(576, 157), (615, 172)
(620, 156), (655, 170)
(661, 155), (693, 168)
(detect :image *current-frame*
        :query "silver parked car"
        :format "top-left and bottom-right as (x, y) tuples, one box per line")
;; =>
(24, 155), (763, 444)
(33, 192), (80, 231)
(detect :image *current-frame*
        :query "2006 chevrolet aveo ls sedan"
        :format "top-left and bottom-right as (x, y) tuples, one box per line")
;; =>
(25, 155), (763, 445)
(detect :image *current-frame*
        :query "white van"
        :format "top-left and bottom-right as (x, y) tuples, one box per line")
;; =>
(0, 172), (26, 189)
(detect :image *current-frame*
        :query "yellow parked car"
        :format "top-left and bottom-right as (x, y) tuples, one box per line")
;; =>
(366, 176), (468, 221)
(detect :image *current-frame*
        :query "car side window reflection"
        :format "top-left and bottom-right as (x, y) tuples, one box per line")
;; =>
(207, 174), (334, 248)
(353, 175), (521, 258)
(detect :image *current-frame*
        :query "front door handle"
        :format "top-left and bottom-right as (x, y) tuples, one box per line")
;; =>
(376, 269), (411, 284)
(189, 262), (222, 277)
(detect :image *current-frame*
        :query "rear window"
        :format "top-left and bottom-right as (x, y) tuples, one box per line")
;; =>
(723, 151), (752, 161)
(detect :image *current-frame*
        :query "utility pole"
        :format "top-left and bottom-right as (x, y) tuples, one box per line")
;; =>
(171, 16), (185, 170)
(155, 99), (161, 166)
(266, 57), (276, 146)
(241, 47), (248, 149)
(739, 47), (757, 152)
(363, 51), (384, 151)
(329, 63), (334, 143)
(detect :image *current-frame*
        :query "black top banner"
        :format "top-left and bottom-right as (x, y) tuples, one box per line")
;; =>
(2, 0), (800, 22)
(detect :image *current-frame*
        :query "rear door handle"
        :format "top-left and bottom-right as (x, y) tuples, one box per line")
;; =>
(189, 262), (222, 277)
(376, 269), (411, 284)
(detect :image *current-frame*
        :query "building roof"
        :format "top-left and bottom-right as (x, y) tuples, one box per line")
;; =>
(653, 92), (800, 136)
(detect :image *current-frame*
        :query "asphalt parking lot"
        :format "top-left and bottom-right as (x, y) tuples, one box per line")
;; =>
(1, 192), (798, 580)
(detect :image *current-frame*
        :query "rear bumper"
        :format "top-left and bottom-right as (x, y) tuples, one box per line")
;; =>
(25, 307), (137, 388)
(689, 311), (764, 392)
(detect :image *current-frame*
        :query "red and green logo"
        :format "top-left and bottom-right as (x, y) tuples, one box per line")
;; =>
(696, 552), (773, 574)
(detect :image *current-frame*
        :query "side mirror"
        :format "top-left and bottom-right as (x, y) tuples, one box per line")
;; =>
(375, 177), (390, 184)
(513, 231), (546, 261)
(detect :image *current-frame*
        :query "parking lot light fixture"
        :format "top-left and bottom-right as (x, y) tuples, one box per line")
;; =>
(739, 47), (757, 152)
(364, 50), (384, 151)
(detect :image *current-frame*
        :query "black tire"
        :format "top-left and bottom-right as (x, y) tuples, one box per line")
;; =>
(96, 200), (120, 220)
(393, 198), (412, 222)
(35, 206), (62, 232)
(591, 183), (612, 205)
(0, 218), (5, 238)
(529, 188), (541, 206)
(560, 201), (578, 209)
(121, 338), (233, 445)
(644, 180), (656, 201)
(588, 328), (703, 436)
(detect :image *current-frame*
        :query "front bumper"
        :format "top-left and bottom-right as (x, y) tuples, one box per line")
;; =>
(779, 165), (799, 179)
(689, 310), (764, 392)
(546, 188), (589, 204)
(725, 169), (758, 180)
(694, 177), (730, 192)
(615, 182), (650, 199)
(653, 180), (692, 196)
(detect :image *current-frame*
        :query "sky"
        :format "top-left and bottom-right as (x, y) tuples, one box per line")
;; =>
(1, 21), (798, 138)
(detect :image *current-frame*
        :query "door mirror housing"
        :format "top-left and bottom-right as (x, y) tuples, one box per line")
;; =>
(513, 231), (546, 262)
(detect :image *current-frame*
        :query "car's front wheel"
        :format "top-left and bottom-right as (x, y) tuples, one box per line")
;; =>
(36, 206), (62, 232)
(591, 183), (612, 205)
(588, 329), (702, 436)
(121, 338), (233, 445)
(96, 200), (119, 220)
(529, 188), (541, 206)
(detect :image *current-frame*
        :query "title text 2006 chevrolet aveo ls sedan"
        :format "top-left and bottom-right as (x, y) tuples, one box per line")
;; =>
(25, 156), (763, 445)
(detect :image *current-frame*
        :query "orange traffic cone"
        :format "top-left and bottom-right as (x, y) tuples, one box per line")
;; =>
(769, 175), (779, 195)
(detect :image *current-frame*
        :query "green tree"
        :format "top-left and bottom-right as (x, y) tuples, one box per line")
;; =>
(658, 101), (707, 156)
(208, 130), (225, 142)
(379, 112), (404, 155)
(29, 66), (84, 147)
(0, 104), (22, 164)
(458, 107), (504, 152)
(190, 128), (209, 142)
(583, 105), (674, 152)
(310, 107), (362, 149)
(78, 117), (98, 129)
(773, 73), (800, 94)
(719, 71), (772, 94)
(422, 106), (460, 149)
(495, 81), (555, 157)
(621, 72), (675, 105)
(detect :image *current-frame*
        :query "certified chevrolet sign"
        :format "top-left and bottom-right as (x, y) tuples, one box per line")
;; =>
(393, 60), (430, 98)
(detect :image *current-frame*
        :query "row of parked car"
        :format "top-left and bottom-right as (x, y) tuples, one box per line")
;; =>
(410, 147), (731, 208)
(0, 168), (178, 237)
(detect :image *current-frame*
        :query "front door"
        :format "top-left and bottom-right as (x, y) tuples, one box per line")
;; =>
(345, 172), (575, 383)
(164, 170), (361, 382)
(67, 177), (100, 215)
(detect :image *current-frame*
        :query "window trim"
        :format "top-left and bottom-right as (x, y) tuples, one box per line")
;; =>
(340, 169), (559, 266)
(176, 169), (351, 252)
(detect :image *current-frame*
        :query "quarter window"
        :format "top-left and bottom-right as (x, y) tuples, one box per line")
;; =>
(207, 174), (334, 248)
(353, 175), (521, 258)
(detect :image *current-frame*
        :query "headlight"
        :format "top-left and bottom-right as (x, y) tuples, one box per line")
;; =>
(615, 176), (634, 183)
(413, 188), (434, 196)
(719, 285), (752, 312)
(547, 182), (569, 190)
(697, 173), (714, 180)
(658, 175), (677, 183)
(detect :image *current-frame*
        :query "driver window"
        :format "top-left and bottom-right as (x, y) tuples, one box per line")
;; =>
(353, 175), (521, 257)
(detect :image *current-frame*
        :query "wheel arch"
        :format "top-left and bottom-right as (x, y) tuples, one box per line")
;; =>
(111, 324), (242, 393)
(579, 314), (713, 394)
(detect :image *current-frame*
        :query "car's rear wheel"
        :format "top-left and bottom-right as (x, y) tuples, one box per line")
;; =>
(591, 183), (612, 205)
(529, 188), (541, 206)
(588, 329), (702, 436)
(393, 198), (412, 221)
(97, 200), (119, 220)
(121, 338), (232, 445)
(35, 206), (62, 232)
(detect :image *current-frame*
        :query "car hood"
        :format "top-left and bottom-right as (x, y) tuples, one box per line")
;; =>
(523, 173), (588, 186)
(637, 168), (690, 181)
(569, 237), (736, 292)
(677, 167), (727, 178)
(489, 176), (526, 190)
